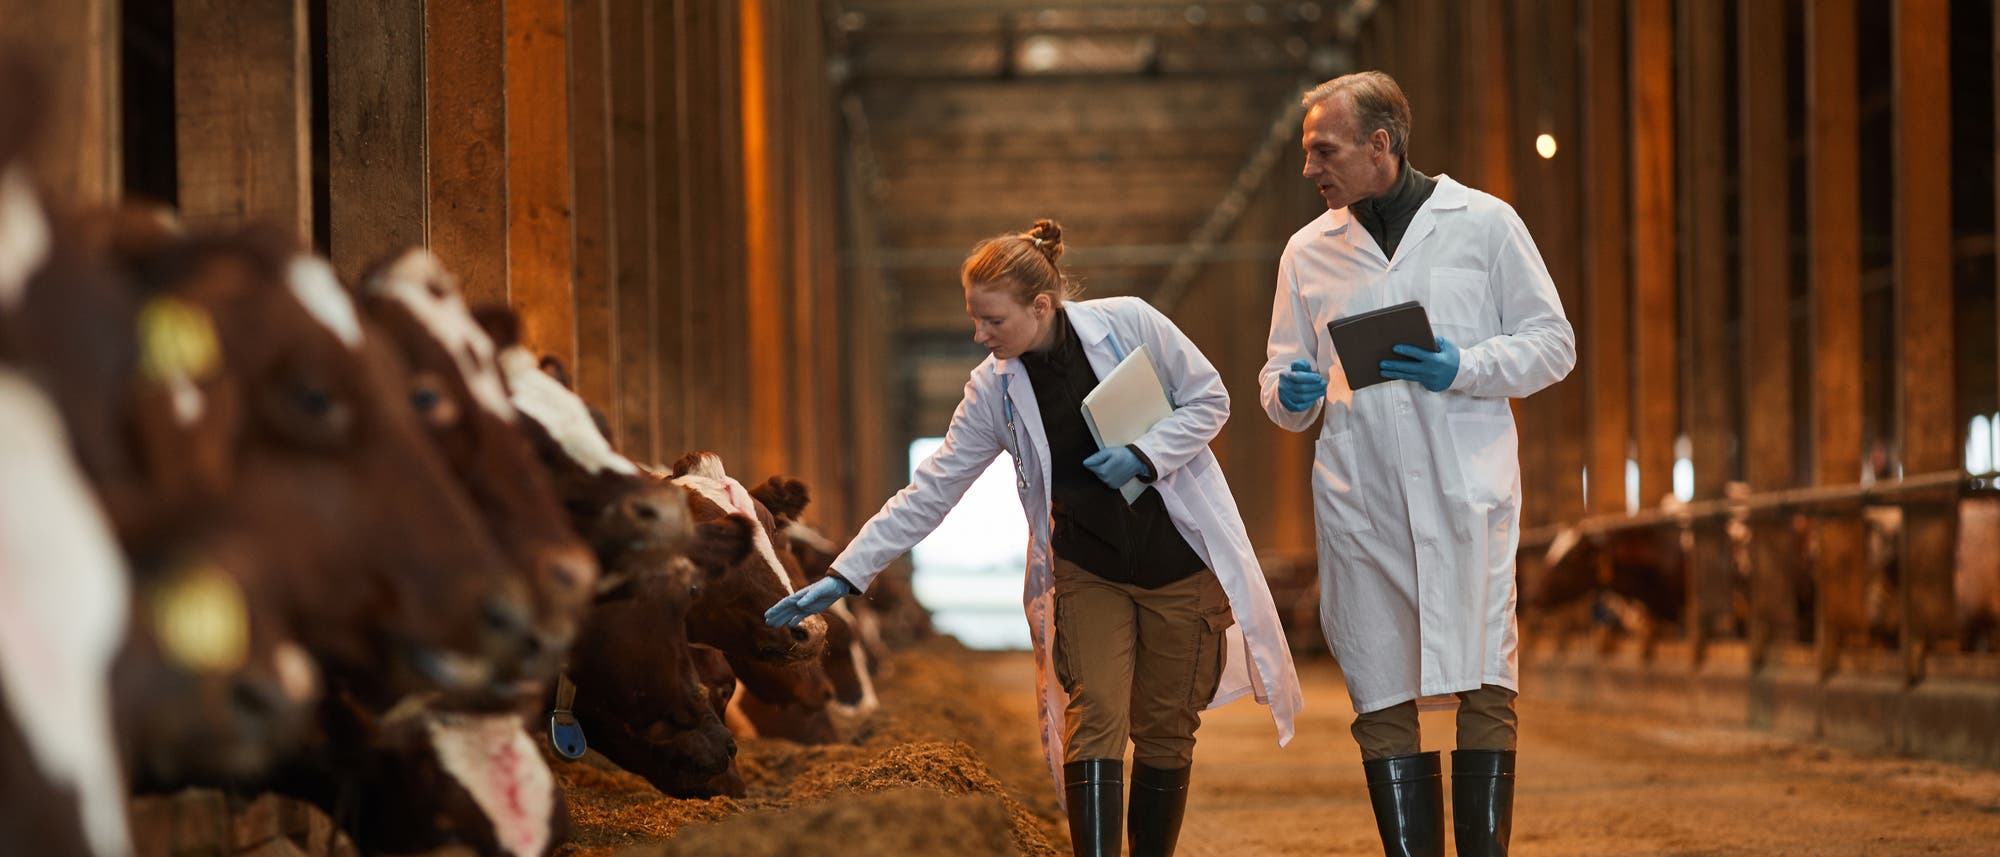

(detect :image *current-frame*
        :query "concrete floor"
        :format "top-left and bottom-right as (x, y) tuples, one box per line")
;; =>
(972, 652), (2000, 856)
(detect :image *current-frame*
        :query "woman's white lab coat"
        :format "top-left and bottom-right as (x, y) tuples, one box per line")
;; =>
(831, 296), (1303, 798)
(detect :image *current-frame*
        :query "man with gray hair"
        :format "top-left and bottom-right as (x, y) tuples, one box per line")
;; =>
(1258, 70), (1574, 857)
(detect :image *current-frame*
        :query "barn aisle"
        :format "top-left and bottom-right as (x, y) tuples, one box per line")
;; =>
(971, 652), (2000, 856)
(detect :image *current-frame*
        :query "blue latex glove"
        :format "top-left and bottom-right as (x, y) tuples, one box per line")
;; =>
(1278, 359), (1327, 412)
(763, 575), (849, 628)
(1083, 446), (1146, 490)
(1380, 336), (1460, 392)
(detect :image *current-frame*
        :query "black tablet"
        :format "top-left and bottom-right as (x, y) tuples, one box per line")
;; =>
(1326, 300), (1437, 390)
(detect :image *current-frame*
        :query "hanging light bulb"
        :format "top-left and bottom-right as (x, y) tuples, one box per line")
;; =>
(1535, 133), (1558, 159)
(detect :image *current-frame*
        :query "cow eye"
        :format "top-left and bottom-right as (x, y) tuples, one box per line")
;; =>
(296, 386), (333, 416)
(406, 372), (459, 428)
(259, 374), (354, 449)
(413, 388), (440, 411)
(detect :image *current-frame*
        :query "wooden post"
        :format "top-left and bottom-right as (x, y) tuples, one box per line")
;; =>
(650, 0), (687, 460)
(506, 0), (576, 367)
(569, 0), (620, 415)
(1892, 0), (1955, 683)
(173, 0), (310, 236)
(1630, 0), (1678, 516)
(840, 92), (894, 534)
(1807, 0), (1866, 678)
(607, 0), (657, 461)
(327, 0), (424, 282)
(1739, 0), (1799, 668)
(741, 0), (789, 480)
(1678, 0), (1735, 658)
(1583, 0), (1631, 518)
(426, 0), (509, 306)
(1538, 0), (1586, 528)
(0, 0), (120, 205)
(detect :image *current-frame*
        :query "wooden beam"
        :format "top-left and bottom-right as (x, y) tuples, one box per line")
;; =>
(1630, 0), (1677, 513)
(741, 0), (788, 479)
(650, 0), (686, 459)
(327, 0), (425, 282)
(1891, 0), (1954, 682)
(1807, 0), (1866, 676)
(1583, 0), (1630, 517)
(1541, 0), (1586, 527)
(607, 0), (657, 461)
(568, 0), (619, 415)
(1739, 0), (1798, 665)
(506, 0), (576, 368)
(173, 0), (310, 236)
(1678, 0), (1735, 653)
(0, 0), (119, 205)
(841, 92), (896, 533)
(426, 0), (509, 306)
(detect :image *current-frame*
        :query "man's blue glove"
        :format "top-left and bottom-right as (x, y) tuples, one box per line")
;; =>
(1083, 446), (1146, 490)
(764, 575), (849, 628)
(1380, 336), (1460, 392)
(1278, 359), (1327, 412)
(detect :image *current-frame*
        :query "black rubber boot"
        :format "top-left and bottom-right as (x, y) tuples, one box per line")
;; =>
(1127, 762), (1191, 857)
(1363, 750), (1444, 857)
(1064, 758), (1124, 857)
(1451, 749), (1516, 857)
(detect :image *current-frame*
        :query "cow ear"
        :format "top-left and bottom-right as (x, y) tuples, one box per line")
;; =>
(689, 515), (755, 571)
(471, 304), (521, 348)
(668, 451), (705, 479)
(748, 476), (811, 522)
(537, 355), (573, 389)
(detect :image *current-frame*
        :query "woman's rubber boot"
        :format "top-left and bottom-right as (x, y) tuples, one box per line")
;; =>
(1127, 762), (1191, 857)
(1362, 750), (1444, 857)
(1064, 759), (1123, 857)
(1451, 749), (1516, 857)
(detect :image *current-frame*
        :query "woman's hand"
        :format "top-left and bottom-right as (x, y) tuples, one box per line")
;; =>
(1083, 446), (1146, 489)
(764, 575), (851, 628)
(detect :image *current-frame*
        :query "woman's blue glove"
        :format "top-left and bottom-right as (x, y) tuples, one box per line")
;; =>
(1083, 446), (1146, 489)
(1278, 359), (1327, 412)
(1381, 337), (1460, 392)
(764, 575), (849, 628)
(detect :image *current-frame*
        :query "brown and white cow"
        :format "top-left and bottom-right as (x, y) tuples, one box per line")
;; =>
(668, 453), (828, 666)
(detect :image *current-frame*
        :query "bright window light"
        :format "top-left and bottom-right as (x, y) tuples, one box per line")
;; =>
(1971, 415), (1994, 474)
(907, 438), (1031, 650)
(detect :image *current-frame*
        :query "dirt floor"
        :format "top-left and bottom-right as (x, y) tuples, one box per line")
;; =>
(553, 644), (2000, 856)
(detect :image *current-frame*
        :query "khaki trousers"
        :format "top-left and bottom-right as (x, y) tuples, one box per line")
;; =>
(1052, 557), (1233, 769)
(1350, 684), (1519, 761)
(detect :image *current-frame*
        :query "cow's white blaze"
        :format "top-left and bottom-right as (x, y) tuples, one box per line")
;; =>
(498, 346), (639, 476)
(828, 601), (879, 715)
(671, 461), (794, 595)
(368, 250), (516, 421)
(425, 713), (555, 857)
(0, 371), (133, 857)
(0, 165), (50, 311)
(285, 257), (363, 348)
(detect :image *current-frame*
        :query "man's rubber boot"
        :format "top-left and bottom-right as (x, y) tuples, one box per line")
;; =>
(1363, 750), (1444, 857)
(1127, 762), (1191, 857)
(1064, 758), (1123, 857)
(1451, 749), (1516, 857)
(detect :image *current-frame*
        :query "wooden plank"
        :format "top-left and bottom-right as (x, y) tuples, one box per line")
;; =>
(1541, 0), (1587, 527)
(327, 0), (425, 282)
(737, 0), (788, 480)
(1739, 0), (1799, 665)
(1807, 0), (1867, 675)
(607, 0), (657, 461)
(1678, 0), (1735, 652)
(678, 0), (734, 468)
(1505, 0), (1549, 531)
(569, 0), (619, 415)
(0, 0), (119, 204)
(1891, 0), (1954, 681)
(1630, 0), (1677, 514)
(426, 0), (509, 306)
(506, 0), (576, 368)
(841, 92), (895, 534)
(1583, 0), (1631, 517)
(173, 0), (310, 236)
(650, 0), (686, 459)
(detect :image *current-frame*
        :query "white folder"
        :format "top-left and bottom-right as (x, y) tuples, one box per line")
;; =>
(1080, 345), (1174, 505)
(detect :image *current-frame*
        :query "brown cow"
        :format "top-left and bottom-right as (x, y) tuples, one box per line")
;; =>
(668, 453), (828, 665)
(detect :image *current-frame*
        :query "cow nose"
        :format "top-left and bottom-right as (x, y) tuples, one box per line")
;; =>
(790, 624), (814, 644)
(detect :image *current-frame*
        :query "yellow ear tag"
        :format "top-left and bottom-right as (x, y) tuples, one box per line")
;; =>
(137, 297), (221, 384)
(150, 562), (250, 675)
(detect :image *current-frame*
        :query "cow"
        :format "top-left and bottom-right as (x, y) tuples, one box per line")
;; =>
(668, 452), (828, 665)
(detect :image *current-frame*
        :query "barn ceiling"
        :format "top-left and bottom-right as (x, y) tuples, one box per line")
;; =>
(828, 0), (1366, 433)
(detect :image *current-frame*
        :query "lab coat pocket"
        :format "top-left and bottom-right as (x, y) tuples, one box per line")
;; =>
(1428, 266), (1493, 335)
(1446, 412), (1518, 508)
(1311, 431), (1373, 538)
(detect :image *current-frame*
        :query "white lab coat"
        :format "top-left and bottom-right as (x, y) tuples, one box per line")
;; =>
(833, 296), (1303, 797)
(1258, 176), (1575, 714)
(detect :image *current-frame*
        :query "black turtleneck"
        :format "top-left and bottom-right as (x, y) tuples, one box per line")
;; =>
(1019, 308), (1206, 589)
(1351, 159), (1437, 260)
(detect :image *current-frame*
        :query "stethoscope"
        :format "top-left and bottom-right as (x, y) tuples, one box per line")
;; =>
(995, 324), (1143, 495)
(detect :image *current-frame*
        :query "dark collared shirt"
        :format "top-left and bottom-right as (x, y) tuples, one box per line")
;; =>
(1351, 160), (1438, 260)
(1019, 308), (1206, 589)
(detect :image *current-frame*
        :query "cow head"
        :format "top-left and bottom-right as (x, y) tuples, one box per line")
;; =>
(361, 249), (597, 690)
(670, 453), (828, 664)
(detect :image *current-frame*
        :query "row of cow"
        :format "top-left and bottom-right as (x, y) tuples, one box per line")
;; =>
(0, 57), (927, 857)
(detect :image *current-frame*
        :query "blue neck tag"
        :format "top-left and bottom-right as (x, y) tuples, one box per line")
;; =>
(549, 710), (587, 760)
